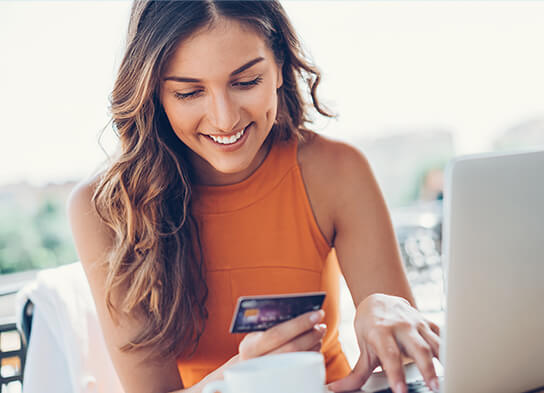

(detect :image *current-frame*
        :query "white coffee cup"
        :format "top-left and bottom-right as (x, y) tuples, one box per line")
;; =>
(202, 351), (326, 393)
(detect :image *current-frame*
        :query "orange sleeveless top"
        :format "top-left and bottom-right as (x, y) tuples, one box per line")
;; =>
(177, 136), (351, 387)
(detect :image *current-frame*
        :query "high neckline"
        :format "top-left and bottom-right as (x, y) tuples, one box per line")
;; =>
(192, 137), (297, 214)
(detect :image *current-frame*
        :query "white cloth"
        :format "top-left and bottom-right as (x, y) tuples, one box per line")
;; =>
(15, 262), (124, 393)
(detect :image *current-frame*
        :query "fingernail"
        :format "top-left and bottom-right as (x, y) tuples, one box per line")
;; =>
(310, 309), (324, 323)
(430, 377), (440, 392)
(395, 382), (407, 393)
(314, 323), (327, 333)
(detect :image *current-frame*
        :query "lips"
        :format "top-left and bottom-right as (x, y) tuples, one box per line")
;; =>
(205, 123), (251, 146)
(208, 127), (246, 145)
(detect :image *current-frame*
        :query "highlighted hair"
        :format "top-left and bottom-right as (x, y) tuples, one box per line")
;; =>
(93, 0), (333, 361)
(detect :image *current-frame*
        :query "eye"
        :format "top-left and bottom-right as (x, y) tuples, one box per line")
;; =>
(174, 90), (203, 101)
(233, 76), (263, 89)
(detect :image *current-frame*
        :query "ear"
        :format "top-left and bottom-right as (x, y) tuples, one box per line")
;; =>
(276, 63), (283, 90)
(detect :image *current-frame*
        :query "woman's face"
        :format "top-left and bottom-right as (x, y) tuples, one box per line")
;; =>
(160, 18), (283, 185)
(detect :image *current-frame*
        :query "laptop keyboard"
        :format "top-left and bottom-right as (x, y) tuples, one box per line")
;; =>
(374, 379), (439, 393)
(372, 380), (544, 393)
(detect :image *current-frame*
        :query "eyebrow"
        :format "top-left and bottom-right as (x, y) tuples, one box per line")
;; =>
(163, 56), (265, 83)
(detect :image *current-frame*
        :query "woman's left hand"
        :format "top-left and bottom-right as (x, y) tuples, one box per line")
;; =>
(327, 293), (441, 393)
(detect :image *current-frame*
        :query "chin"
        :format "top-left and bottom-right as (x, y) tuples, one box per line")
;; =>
(213, 161), (250, 175)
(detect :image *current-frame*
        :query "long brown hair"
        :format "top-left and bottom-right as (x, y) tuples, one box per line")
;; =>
(93, 0), (333, 361)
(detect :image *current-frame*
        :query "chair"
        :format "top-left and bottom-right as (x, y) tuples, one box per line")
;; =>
(15, 262), (124, 393)
(20, 299), (33, 348)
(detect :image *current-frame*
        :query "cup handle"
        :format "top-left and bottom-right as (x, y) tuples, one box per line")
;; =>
(202, 380), (228, 393)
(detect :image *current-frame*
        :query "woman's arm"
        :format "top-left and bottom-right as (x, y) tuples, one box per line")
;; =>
(68, 178), (185, 393)
(298, 134), (440, 393)
(298, 134), (414, 304)
(327, 141), (415, 306)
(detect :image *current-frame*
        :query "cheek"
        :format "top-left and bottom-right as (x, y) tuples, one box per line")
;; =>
(243, 87), (278, 122)
(163, 101), (202, 140)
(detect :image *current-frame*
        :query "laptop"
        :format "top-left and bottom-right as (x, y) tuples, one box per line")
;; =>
(360, 149), (544, 393)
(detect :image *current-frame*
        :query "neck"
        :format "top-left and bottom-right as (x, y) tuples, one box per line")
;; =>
(188, 136), (273, 186)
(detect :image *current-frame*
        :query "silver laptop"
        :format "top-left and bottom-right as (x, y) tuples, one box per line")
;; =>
(360, 149), (544, 393)
(441, 149), (544, 393)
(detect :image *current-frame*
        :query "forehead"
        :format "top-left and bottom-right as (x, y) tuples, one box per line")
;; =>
(163, 18), (273, 79)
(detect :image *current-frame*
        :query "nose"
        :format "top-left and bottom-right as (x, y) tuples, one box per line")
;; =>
(207, 90), (240, 133)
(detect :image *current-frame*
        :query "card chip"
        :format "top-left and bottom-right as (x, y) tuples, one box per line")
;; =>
(244, 309), (259, 317)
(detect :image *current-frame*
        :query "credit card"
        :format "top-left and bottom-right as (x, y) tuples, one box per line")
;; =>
(229, 291), (326, 333)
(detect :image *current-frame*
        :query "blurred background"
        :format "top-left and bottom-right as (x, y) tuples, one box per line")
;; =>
(1, 1), (544, 389)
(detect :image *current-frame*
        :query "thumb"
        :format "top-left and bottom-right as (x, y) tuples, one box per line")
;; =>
(327, 355), (374, 392)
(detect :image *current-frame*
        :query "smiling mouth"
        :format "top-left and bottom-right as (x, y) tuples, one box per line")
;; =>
(207, 124), (250, 145)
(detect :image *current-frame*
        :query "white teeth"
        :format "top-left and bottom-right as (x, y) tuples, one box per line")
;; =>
(209, 127), (246, 145)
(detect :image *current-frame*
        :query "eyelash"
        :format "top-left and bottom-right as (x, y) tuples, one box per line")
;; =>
(235, 76), (263, 88)
(174, 76), (263, 101)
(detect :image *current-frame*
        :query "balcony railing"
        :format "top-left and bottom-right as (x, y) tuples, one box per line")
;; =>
(0, 319), (25, 393)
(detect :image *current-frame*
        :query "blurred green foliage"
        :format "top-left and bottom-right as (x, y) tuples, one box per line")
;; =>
(0, 196), (77, 274)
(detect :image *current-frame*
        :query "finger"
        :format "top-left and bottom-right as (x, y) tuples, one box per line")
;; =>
(266, 323), (326, 355)
(238, 332), (265, 360)
(418, 324), (441, 360)
(261, 310), (324, 353)
(372, 333), (406, 393)
(426, 319), (441, 336)
(400, 330), (440, 393)
(309, 340), (322, 353)
(327, 355), (374, 393)
(239, 310), (324, 358)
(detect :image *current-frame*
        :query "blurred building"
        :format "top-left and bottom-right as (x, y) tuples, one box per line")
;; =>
(352, 129), (454, 208)
(0, 181), (76, 212)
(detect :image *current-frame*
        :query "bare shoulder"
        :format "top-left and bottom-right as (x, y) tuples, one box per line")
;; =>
(298, 131), (372, 180)
(67, 174), (100, 220)
(67, 172), (113, 268)
(298, 131), (376, 211)
(297, 131), (377, 244)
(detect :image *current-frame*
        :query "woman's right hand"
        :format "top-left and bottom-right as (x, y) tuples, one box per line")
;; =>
(193, 310), (326, 391)
(238, 310), (327, 361)
(191, 310), (327, 392)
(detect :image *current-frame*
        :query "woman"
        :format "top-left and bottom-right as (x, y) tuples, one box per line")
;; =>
(68, 2), (441, 393)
